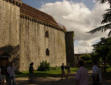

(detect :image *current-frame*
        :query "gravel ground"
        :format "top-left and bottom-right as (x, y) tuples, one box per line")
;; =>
(16, 77), (111, 85)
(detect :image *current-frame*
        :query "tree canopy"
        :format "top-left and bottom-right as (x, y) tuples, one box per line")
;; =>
(92, 37), (111, 65)
(89, 0), (111, 36)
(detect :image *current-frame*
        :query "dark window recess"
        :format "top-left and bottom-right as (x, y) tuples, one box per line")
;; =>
(45, 31), (49, 38)
(46, 49), (50, 56)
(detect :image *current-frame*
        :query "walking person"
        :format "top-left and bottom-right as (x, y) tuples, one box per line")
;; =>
(75, 60), (88, 85)
(66, 64), (71, 79)
(7, 63), (16, 85)
(29, 62), (34, 82)
(1, 66), (7, 85)
(92, 62), (102, 85)
(61, 63), (65, 80)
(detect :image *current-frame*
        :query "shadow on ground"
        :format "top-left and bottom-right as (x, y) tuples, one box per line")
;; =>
(16, 77), (75, 85)
(16, 76), (111, 85)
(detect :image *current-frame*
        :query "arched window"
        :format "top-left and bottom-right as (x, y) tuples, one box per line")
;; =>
(45, 31), (49, 38)
(46, 48), (50, 56)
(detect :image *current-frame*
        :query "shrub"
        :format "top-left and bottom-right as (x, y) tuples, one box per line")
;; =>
(80, 54), (92, 66)
(37, 61), (50, 71)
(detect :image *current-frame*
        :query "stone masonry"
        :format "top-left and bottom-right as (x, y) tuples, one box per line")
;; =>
(0, 0), (74, 71)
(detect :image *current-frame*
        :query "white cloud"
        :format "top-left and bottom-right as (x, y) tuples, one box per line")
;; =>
(40, 0), (109, 54)
(92, 0), (96, 3)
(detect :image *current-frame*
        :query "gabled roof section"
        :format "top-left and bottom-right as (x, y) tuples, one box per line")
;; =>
(20, 3), (66, 32)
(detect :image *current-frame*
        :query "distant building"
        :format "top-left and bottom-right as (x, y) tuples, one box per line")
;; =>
(0, 0), (74, 71)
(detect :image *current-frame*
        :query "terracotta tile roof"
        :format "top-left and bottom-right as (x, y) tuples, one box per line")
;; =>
(20, 3), (66, 32)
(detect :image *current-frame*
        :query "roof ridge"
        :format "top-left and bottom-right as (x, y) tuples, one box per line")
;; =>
(21, 3), (66, 31)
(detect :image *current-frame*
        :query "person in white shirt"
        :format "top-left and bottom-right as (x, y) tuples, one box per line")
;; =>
(7, 63), (16, 85)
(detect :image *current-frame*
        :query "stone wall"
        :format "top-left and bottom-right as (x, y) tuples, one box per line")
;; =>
(0, 0), (67, 72)
(0, 0), (20, 47)
(19, 16), (66, 71)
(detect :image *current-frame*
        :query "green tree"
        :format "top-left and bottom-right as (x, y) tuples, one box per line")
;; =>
(80, 54), (92, 66)
(92, 37), (111, 72)
(97, 0), (111, 7)
(90, 0), (111, 36)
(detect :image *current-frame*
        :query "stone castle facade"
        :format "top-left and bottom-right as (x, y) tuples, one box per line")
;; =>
(0, 0), (74, 71)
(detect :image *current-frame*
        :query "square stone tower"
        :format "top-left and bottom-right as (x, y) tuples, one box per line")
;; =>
(65, 31), (75, 66)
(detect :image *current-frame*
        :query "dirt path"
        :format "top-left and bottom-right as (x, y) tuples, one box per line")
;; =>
(16, 77), (76, 85)
(16, 77), (111, 85)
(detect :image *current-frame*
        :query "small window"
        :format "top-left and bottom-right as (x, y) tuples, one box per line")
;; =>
(45, 31), (49, 38)
(46, 48), (50, 56)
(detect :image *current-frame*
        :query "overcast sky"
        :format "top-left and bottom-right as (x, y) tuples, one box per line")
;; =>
(22, 0), (109, 54)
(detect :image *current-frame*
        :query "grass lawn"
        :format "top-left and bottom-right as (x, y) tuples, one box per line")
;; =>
(15, 66), (111, 80)
(16, 67), (78, 77)
(107, 67), (111, 72)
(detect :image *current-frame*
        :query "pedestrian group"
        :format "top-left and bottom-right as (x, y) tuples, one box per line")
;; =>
(61, 60), (102, 85)
(0, 62), (16, 85)
(0, 60), (102, 85)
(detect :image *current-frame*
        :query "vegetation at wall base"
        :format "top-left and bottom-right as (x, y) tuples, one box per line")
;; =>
(37, 61), (50, 71)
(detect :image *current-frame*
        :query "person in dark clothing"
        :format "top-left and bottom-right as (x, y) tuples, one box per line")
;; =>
(66, 64), (71, 79)
(1, 53), (10, 85)
(61, 63), (65, 79)
(29, 62), (34, 82)
(1, 66), (9, 85)
(0, 67), (2, 85)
